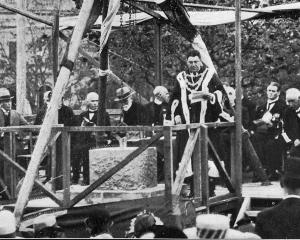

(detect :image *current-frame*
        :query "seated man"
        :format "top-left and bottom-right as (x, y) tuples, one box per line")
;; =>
(255, 157), (300, 239)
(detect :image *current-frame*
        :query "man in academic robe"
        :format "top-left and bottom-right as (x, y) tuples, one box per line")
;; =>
(255, 156), (300, 238)
(167, 49), (228, 196)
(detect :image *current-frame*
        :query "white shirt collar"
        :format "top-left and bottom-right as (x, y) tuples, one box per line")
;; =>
(154, 98), (162, 105)
(283, 194), (300, 200)
(1, 108), (9, 115)
(267, 96), (279, 104)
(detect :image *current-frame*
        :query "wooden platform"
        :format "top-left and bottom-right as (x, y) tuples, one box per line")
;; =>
(216, 181), (283, 199)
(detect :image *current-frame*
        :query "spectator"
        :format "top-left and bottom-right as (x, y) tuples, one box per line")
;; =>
(34, 91), (76, 189)
(84, 208), (113, 239)
(0, 210), (17, 238)
(74, 92), (111, 185)
(145, 86), (170, 127)
(251, 82), (287, 180)
(126, 210), (163, 238)
(145, 86), (170, 182)
(255, 156), (300, 238)
(114, 86), (147, 126)
(196, 214), (260, 239)
(33, 214), (65, 238)
(285, 88), (300, 158)
(0, 88), (28, 199)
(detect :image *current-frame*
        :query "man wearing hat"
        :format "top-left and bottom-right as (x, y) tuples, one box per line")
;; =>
(33, 214), (65, 238)
(115, 86), (147, 126)
(255, 157), (300, 238)
(0, 88), (28, 198)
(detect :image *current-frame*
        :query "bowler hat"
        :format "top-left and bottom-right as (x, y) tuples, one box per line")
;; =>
(0, 88), (13, 102)
(114, 87), (134, 102)
(283, 156), (300, 179)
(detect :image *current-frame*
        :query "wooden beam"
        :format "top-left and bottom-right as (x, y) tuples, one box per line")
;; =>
(69, 132), (163, 207)
(16, 0), (27, 114)
(163, 126), (174, 215)
(97, 0), (109, 145)
(0, 149), (63, 206)
(123, 0), (165, 21)
(62, 131), (71, 207)
(192, 130), (201, 202)
(200, 124), (209, 212)
(234, 0), (243, 197)
(183, 3), (274, 14)
(14, 0), (97, 228)
(52, 5), (60, 84)
(173, 129), (199, 196)
(207, 138), (235, 193)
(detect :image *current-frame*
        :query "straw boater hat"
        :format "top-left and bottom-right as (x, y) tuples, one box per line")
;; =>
(196, 214), (230, 238)
(114, 87), (134, 102)
(0, 210), (16, 236)
(0, 88), (13, 102)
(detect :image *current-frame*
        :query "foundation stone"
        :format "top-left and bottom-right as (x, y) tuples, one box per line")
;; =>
(89, 147), (157, 190)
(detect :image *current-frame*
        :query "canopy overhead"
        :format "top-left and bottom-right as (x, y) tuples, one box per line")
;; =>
(59, 2), (300, 30)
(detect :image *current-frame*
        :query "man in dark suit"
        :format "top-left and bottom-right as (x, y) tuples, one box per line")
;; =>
(255, 156), (300, 239)
(0, 88), (28, 199)
(251, 82), (288, 180)
(145, 86), (170, 182)
(74, 92), (111, 185)
(34, 91), (76, 188)
(285, 88), (300, 158)
(115, 86), (146, 126)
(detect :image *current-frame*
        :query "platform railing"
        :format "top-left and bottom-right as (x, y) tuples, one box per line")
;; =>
(0, 122), (241, 219)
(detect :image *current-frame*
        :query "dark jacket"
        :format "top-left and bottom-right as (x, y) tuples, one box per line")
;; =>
(253, 98), (286, 136)
(255, 197), (300, 239)
(34, 104), (75, 126)
(145, 101), (169, 126)
(121, 101), (146, 126)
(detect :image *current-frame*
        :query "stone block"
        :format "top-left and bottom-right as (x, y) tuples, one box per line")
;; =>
(89, 147), (157, 190)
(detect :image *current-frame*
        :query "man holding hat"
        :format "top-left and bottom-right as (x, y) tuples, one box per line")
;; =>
(255, 157), (300, 238)
(115, 86), (146, 126)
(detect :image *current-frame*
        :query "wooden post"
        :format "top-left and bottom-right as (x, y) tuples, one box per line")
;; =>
(96, 0), (109, 146)
(52, 4), (60, 84)
(62, 130), (71, 207)
(14, 0), (97, 228)
(16, 0), (27, 114)
(155, 21), (162, 85)
(234, 0), (243, 197)
(200, 124), (209, 212)
(163, 126), (175, 222)
(192, 129), (201, 202)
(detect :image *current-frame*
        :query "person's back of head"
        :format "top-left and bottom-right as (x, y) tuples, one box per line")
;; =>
(85, 208), (113, 237)
(33, 214), (65, 238)
(145, 225), (187, 238)
(0, 210), (16, 238)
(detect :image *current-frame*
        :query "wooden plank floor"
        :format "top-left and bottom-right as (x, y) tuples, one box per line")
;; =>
(216, 181), (284, 199)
